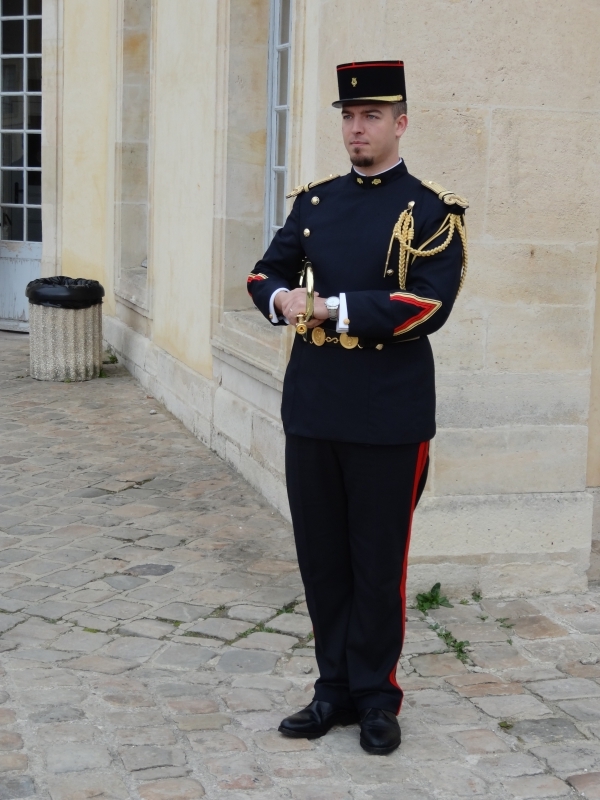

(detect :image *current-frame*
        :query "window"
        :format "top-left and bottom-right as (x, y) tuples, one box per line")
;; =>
(265, 0), (291, 246)
(0, 0), (42, 242)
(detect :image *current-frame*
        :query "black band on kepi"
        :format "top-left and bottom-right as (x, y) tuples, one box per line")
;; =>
(333, 60), (406, 108)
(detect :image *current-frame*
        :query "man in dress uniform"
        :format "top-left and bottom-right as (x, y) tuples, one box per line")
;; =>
(246, 60), (467, 755)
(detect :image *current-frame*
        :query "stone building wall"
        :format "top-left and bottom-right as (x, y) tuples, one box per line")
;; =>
(45, 0), (600, 597)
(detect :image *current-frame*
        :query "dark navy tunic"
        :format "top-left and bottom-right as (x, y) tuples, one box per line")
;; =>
(247, 160), (465, 445)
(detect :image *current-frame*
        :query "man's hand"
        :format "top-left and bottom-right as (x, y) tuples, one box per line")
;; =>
(275, 289), (329, 328)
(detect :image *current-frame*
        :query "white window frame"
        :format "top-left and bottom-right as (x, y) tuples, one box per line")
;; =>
(0, 0), (42, 243)
(264, 0), (291, 249)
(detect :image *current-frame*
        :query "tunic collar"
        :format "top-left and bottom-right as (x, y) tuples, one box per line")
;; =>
(351, 159), (407, 189)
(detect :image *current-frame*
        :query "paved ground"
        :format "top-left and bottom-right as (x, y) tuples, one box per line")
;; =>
(1, 331), (600, 799)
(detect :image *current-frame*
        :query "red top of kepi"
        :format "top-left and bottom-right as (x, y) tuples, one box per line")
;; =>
(333, 60), (406, 108)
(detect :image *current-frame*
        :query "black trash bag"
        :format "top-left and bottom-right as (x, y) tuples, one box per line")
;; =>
(26, 276), (105, 310)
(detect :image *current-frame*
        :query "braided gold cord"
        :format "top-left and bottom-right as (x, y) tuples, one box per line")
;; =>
(385, 209), (468, 294)
(453, 215), (468, 296)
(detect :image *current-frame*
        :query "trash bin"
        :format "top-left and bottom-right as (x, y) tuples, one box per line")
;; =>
(25, 277), (105, 381)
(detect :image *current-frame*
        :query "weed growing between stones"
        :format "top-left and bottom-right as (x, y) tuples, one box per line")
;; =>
(428, 621), (470, 662)
(497, 617), (515, 630)
(413, 583), (471, 662)
(415, 582), (453, 613)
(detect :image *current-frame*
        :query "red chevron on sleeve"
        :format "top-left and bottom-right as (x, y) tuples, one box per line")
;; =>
(390, 292), (442, 335)
(247, 273), (267, 294)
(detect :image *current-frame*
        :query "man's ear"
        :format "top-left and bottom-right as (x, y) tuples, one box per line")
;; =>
(396, 115), (408, 139)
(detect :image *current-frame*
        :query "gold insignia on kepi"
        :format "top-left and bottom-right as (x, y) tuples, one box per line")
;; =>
(340, 333), (359, 349)
(351, 77), (358, 87)
(312, 327), (326, 346)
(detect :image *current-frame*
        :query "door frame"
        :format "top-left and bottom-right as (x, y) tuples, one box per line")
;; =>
(40, 0), (61, 279)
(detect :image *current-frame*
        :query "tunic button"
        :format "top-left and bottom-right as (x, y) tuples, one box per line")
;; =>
(303, 228), (311, 237)
(311, 197), (320, 205)
(386, 269), (394, 276)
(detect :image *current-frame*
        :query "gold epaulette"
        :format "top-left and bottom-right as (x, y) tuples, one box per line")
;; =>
(422, 179), (469, 209)
(286, 174), (341, 199)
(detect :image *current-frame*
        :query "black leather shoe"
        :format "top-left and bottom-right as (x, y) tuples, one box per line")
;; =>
(279, 700), (358, 739)
(359, 708), (401, 755)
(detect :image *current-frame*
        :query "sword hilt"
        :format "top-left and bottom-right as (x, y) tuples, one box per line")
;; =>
(295, 263), (314, 335)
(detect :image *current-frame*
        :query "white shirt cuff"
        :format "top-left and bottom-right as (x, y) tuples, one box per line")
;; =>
(269, 288), (290, 325)
(336, 293), (349, 333)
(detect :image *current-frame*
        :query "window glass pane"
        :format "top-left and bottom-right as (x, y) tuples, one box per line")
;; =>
(26, 167), (39, 203)
(2, 132), (22, 165)
(1, 205), (23, 239)
(27, 205), (40, 240)
(2, 0), (23, 16)
(28, 0), (41, 14)
(27, 17), (40, 53)
(277, 47), (289, 106)
(1, 95), (23, 129)
(1, 169), (22, 203)
(274, 170), (285, 227)
(27, 56), (40, 90)
(275, 109), (287, 167)
(26, 131), (39, 165)
(279, 0), (291, 45)
(2, 19), (23, 53)
(2, 58), (22, 91)
(26, 94), (40, 129)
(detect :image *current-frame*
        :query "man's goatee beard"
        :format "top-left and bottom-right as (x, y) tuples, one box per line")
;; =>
(351, 154), (374, 168)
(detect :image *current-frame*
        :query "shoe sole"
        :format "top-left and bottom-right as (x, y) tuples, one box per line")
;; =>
(278, 715), (358, 739)
(359, 737), (400, 755)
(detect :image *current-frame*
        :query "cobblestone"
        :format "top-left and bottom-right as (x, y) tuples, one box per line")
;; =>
(2, 331), (600, 798)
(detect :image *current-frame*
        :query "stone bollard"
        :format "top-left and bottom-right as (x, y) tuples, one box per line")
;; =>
(25, 277), (105, 381)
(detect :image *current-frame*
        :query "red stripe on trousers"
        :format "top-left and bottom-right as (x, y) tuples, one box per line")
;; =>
(388, 441), (429, 711)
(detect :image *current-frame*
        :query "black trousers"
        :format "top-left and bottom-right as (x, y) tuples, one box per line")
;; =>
(285, 435), (429, 714)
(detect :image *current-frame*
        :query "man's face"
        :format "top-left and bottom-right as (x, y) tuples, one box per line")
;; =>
(341, 104), (407, 168)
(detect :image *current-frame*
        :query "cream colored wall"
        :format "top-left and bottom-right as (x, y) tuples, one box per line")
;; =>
(222, 0), (270, 313)
(150, 0), (218, 377)
(58, 0), (219, 377)
(55, 0), (600, 595)
(589, 238), (600, 487)
(59, 0), (116, 316)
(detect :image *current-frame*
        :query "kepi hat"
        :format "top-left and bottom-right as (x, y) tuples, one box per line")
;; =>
(332, 60), (406, 108)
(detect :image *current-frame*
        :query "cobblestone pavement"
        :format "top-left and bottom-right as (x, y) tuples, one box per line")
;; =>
(2, 330), (600, 799)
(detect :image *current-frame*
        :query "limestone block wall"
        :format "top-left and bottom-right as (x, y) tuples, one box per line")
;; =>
(56, 0), (600, 598)
(274, 0), (600, 595)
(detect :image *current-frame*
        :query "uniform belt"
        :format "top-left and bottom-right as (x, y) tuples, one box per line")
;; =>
(302, 327), (420, 350)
